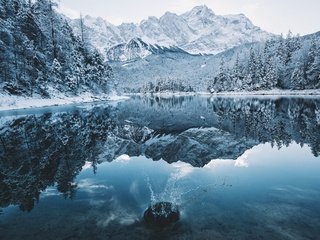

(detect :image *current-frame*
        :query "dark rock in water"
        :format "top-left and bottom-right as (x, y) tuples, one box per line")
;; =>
(144, 202), (180, 228)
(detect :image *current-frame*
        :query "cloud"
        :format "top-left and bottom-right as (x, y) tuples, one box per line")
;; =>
(171, 161), (194, 179)
(204, 159), (234, 169)
(41, 187), (61, 198)
(204, 148), (255, 169)
(115, 154), (131, 162)
(96, 196), (139, 227)
(77, 179), (113, 193)
(82, 161), (93, 170)
(234, 149), (254, 168)
(234, 157), (249, 168)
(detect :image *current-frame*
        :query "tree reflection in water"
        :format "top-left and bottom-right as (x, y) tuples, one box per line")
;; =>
(0, 96), (319, 212)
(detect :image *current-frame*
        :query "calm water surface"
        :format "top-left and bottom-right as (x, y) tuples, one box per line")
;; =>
(0, 96), (320, 239)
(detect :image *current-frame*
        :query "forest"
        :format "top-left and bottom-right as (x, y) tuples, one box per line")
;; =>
(0, 0), (112, 97)
(208, 32), (320, 92)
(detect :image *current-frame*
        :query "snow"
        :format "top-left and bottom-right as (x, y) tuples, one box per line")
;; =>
(126, 89), (320, 98)
(111, 31), (320, 93)
(0, 89), (320, 112)
(209, 89), (320, 96)
(106, 38), (153, 61)
(69, 5), (273, 59)
(126, 92), (197, 98)
(0, 93), (129, 112)
(110, 43), (252, 92)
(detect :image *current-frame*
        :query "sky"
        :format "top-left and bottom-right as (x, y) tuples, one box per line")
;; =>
(58, 0), (320, 35)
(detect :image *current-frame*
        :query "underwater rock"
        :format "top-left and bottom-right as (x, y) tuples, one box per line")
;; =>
(143, 202), (180, 228)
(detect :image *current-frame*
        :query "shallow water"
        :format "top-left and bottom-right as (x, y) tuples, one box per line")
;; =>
(0, 96), (320, 239)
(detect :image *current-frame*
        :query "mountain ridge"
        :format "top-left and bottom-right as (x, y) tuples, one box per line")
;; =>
(109, 31), (320, 93)
(68, 5), (274, 59)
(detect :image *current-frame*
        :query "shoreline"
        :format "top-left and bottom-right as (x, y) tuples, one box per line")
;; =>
(208, 89), (320, 96)
(126, 89), (320, 97)
(0, 93), (129, 112)
(0, 89), (319, 112)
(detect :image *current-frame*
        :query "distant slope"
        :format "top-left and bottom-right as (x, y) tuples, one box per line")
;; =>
(110, 32), (320, 93)
(110, 43), (257, 92)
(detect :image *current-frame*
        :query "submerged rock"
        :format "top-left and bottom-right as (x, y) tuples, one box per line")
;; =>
(143, 202), (180, 228)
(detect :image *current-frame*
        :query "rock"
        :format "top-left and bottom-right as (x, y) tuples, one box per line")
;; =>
(143, 202), (180, 228)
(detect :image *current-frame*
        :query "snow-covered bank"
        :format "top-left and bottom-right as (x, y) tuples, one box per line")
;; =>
(209, 89), (320, 96)
(0, 93), (129, 112)
(126, 92), (198, 98)
(1, 89), (319, 112)
(126, 89), (320, 97)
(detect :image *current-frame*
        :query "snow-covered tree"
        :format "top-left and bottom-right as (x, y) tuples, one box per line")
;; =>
(0, 0), (113, 97)
(291, 66), (305, 90)
(231, 54), (244, 90)
(207, 31), (319, 93)
(306, 37), (320, 88)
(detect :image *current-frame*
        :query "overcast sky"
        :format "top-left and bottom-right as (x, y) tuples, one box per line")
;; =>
(58, 0), (320, 35)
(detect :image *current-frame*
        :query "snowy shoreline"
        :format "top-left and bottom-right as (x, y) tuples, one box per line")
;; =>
(0, 89), (319, 112)
(0, 93), (129, 112)
(209, 89), (320, 96)
(127, 89), (320, 97)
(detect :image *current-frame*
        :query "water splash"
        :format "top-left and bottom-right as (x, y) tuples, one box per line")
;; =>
(145, 170), (232, 210)
(146, 171), (183, 208)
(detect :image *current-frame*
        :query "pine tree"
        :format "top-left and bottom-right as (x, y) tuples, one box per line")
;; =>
(291, 65), (305, 90)
(306, 37), (320, 88)
(263, 57), (278, 89)
(246, 47), (257, 89)
(276, 34), (285, 63)
(51, 58), (62, 85)
(284, 30), (293, 65)
(232, 54), (243, 90)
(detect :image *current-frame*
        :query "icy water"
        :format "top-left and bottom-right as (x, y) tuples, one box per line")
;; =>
(0, 96), (320, 240)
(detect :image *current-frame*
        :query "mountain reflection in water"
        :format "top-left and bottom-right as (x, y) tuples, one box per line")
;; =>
(0, 96), (319, 213)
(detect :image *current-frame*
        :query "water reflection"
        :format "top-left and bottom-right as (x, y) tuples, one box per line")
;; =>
(1, 146), (319, 240)
(0, 107), (114, 211)
(0, 96), (319, 214)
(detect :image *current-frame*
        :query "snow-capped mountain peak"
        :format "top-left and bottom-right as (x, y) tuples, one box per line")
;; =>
(182, 5), (215, 18)
(68, 5), (274, 60)
(106, 37), (187, 61)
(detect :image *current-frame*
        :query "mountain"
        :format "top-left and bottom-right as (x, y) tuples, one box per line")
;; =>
(110, 31), (320, 93)
(69, 5), (273, 59)
(106, 37), (188, 61)
(109, 42), (255, 92)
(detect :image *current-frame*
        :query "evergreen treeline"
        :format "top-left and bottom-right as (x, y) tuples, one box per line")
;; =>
(0, 0), (112, 97)
(140, 78), (194, 94)
(208, 32), (320, 92)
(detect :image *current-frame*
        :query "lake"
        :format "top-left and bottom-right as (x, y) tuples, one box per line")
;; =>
(0, 95), (320, 240)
